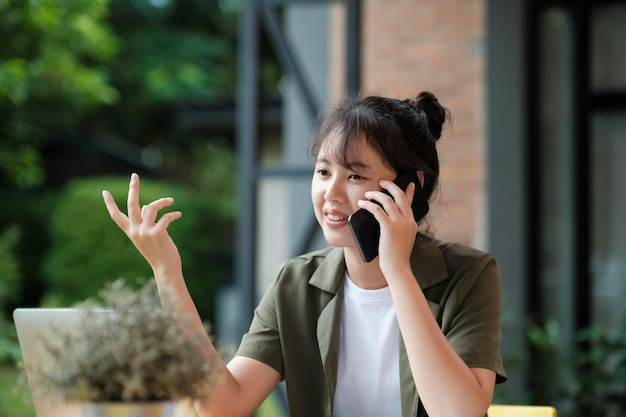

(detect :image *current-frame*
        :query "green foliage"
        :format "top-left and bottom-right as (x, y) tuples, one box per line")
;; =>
(504, 316), (626, 417)
(0, 315), (21, 365)
(0, 187), (56, 313)
(0, 364), (36, 417)
(0, 0), (281, 189)
(185, 140), (238, 216)
(0, 0), (119, 187)
(100, 0), (242, 147)
(41, 175), (233, 320)
(0, 225), (22, 364)
(128, 29), (234, 103)
(0, 225), (21, 311)
(565, 320), (626, 417)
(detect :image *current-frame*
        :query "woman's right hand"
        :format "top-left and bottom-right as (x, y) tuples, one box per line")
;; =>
(104, 174), (282, 417)
(102, 173), (183, 281)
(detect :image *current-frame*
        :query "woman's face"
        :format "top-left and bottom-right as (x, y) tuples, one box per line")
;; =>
(311, 132), (396, 249)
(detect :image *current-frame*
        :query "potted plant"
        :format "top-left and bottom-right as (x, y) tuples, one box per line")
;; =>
(28, 280), (218, 417)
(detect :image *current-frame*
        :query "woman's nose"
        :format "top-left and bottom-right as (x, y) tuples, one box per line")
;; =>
(324, 177), (344, 203)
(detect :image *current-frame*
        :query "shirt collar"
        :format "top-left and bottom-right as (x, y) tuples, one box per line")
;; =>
(308, 236), (449, 293)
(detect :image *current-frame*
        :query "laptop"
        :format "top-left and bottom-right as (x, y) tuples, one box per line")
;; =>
(13, 308), (85, 417)
(13, 308), (196, 417)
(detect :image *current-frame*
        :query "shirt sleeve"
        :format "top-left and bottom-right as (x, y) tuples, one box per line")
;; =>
(441, 254), (508, 383)
(235, 272), (285, 377)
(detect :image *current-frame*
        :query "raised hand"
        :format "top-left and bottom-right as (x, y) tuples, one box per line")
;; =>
(102, 173), (183, 280)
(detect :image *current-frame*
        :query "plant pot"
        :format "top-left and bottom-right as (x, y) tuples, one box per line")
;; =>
(82, 402), (176, 417)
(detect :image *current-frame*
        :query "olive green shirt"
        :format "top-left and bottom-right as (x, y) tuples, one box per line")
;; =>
(236, 237), (507, 417)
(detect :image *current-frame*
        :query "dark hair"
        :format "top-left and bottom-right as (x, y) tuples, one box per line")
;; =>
(309, 91), (450, 200)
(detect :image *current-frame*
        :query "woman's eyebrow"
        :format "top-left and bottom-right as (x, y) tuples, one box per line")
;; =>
(348, 161), (370, 171)
(316, 157), (371, 171)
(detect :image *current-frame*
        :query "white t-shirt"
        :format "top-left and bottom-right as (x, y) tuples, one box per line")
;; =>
(333, 275), (402, 417)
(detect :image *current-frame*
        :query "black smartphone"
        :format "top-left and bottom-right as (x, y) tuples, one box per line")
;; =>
(347, 171), (429, 262)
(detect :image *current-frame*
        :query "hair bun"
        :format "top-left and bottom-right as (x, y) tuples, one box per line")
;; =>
(405, 91), (448, 140)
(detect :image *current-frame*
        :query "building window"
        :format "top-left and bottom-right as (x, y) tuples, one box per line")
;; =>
(533, 1), (626, 336)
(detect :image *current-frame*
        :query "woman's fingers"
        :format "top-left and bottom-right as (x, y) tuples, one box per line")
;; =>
(377, 180), (416, 219)
(101, 174), (184, 273)
(127, 173), (142, 224)
(103, 174), (181, 233)
(141, 197), (179, 226)
(155, 211), (183, 230)
(102, 190), (130, 231)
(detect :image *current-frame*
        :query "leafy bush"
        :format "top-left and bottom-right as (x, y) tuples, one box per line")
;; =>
(0, 187), (57, 309)
(566, 320), (626, 417)
(0, 225), (20, 312)
(0, 225), (22, 364)
(41, 175), (233, 320)
(498, 316), (626, 417)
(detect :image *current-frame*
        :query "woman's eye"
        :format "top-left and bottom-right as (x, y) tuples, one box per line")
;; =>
(317, 169), (330, 176)
(349, 174), (364, 181)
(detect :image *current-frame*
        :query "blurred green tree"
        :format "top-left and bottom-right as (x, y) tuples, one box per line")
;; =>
(0, 0), (282, 317)
(90, 0), (243, 153)
(0, 0), (119, 187)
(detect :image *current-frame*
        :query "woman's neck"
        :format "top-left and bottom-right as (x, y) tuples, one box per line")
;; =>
(343, 247), (388, 290)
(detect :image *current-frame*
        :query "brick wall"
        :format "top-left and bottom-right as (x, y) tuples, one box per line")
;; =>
(330, 0), (486, 247)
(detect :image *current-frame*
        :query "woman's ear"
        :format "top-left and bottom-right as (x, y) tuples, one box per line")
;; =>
(417, 171), (425, 188)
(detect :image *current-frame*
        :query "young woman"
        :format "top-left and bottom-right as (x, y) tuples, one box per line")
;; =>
(103, 91), (506, 417)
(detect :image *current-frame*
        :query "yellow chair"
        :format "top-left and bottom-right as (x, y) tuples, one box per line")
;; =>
(488, 405), (557, 417)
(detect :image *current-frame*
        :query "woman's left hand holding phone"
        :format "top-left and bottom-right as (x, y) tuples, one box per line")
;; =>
(101, 173), (183, 284)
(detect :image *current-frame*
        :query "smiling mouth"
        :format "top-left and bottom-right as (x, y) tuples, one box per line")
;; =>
(327, 214), (348, 222)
